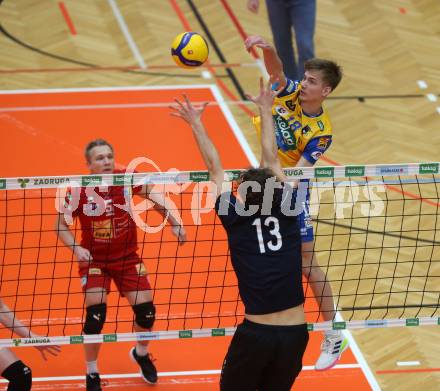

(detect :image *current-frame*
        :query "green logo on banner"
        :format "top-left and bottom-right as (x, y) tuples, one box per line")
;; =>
(179, 330), (193, 338)
(307, 324), (314, 331)
(406, 318), (419, 327)
(103, 334), (117, 342)
(345, 166), (365, 177)
(189, 172), (210, 182)
(212, 328), (226, 337)
(419, 163), (439, 174)
(438, 318), (440, 325)
(227, 170), (242, 181)
(113, 174), (132, 186)
(332, 322), (346, 330)
(82, 176), (102, 186)
(17, 178), (30, 188)
(315, 167), (334, 178)
(0, 179), (5, 190)
(70, 335), (84, 344)
(12, 339), (21, 347)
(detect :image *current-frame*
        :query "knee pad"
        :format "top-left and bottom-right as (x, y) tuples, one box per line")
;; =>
(2, 360), (32, 391)
(83, 303), (107, 335)
(132, 301), (155, 329)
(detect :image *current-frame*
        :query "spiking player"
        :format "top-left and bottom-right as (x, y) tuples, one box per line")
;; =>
(245, 35), (348, 370)
(55, 139), (186, 391)
(171, 80), (309, 390)
(0, 298), (60, 390)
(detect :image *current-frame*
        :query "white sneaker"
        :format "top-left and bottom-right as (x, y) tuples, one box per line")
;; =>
(315, 334), (349, 371)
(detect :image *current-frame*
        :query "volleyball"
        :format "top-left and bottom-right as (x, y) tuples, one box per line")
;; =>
(171, 32), (209, 68)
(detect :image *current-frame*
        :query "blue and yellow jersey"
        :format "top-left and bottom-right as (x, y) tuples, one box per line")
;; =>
(253, 79), (333, 168)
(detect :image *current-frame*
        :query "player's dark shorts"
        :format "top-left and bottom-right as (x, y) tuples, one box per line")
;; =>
(78, 252), (151, 293)
(299, 179), (313, 243)
(220, 319), (309, 391)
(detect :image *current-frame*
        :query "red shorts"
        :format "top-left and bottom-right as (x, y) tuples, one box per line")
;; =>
(78, 252), (151, 293)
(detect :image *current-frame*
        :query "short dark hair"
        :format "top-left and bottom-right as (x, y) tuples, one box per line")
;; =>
(84, 139), (114, 162)
(304, 58), (343, 91)
(239, 167), (282, 210)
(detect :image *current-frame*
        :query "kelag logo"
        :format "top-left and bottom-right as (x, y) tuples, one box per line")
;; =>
(82, 176), (102, 186)
(0, 179), (6, 190)
(189, 172), (209, 182)
(345, 166), (365, 177)
(315, 167), (334, 178)
(419, 163), (439, 174)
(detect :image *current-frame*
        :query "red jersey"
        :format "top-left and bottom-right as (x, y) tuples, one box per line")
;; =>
(65, 170), (142, 261)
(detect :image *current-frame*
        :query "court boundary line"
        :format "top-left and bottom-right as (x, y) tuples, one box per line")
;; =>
(0, 364), (362, 383)
(209, 84), (382, 391)
(209, 84), (258, 166)
(0, 84), (214, 94)
(107, 0), (146, 69)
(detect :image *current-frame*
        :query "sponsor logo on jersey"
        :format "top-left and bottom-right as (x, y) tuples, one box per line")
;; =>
(317, 137), (330, 150)
(317, 120), (325, 131)
(274, 115), (296, 151)
(301, 125), (311, 135)
(285, 99), (296, 111)
(310, 151), (322, 161)
(81, 276), (88, 286)
(286, 80), (295, 93)
(92, 219), (113, 239)
(88, 268), (102, 275)
(135, 263), (147, 276)
(274, 105), (288, 116)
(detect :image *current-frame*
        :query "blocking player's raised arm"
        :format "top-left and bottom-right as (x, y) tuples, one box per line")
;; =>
(170, 95), (225, 197)
(246, 79), (286, 183)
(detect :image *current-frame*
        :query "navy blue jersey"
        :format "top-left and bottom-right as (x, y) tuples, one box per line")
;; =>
(215, 184), (304, 315)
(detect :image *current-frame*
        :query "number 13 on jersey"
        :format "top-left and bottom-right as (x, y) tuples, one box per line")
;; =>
(252, 217), (283, 254)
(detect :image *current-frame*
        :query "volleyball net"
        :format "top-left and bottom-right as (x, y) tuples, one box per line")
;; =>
(0, 162), (439, 348)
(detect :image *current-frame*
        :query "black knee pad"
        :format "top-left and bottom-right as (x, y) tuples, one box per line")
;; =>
(2, 360), (32, 391)
(132, 301), (155, 329)
(83, 303), (107, 335)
